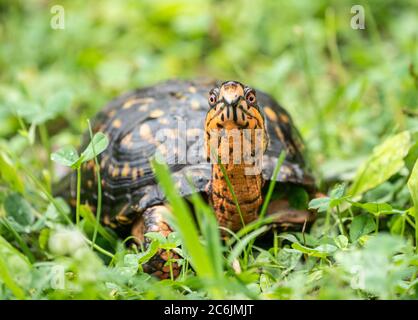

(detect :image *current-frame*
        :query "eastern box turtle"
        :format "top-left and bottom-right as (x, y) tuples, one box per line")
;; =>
(66, 79), (317, 279)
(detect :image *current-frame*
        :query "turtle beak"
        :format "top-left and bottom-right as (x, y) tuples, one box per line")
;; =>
(223, 94), (240, 107)
(221, 81), (243, 107)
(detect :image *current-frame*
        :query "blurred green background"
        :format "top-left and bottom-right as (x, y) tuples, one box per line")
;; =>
(1, 0), (417, 181)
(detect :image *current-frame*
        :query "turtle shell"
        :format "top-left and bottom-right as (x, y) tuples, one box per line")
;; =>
(74, 79), (315, 229)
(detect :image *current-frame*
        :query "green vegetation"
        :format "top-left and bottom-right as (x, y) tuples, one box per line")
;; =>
(1, 0), (418, 299)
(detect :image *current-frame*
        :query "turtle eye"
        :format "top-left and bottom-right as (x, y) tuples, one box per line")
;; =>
(208, 93), (217, 107)
(245, 90), (256, 104)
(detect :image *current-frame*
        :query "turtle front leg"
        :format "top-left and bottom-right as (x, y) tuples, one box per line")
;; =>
(131, 205), (181, 280)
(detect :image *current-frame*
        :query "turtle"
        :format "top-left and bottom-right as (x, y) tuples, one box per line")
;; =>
(65, 79), (317, 279)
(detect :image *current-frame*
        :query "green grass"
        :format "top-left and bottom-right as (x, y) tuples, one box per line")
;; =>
(1, 0), (418, 299)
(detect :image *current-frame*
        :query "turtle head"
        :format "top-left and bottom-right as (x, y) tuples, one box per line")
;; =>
(204, 81), (269, 165)
(205, 80), (265, 131)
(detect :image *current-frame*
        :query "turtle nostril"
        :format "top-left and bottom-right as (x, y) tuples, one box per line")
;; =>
(223, 95), (240, 106)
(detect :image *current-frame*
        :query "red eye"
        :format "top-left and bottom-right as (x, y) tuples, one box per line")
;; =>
(209, 93), (217, 106)
(246, 91), (256, 104)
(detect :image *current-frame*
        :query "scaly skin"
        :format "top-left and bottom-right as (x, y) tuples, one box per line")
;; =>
(132, 205), (181, 280)
(205, 81), (268, 233)
(211, 146), (263, 232)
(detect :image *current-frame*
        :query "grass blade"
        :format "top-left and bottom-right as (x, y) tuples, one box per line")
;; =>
(151, 160), (217, 281)
(259, 150), (286, 220)
(407, 158), (418, 253)
(227, 225), (268, 265)
(216, 157), (245, 229)
(0, 218), (35, 263)
(188, 184), (224, 280)
(0, 256), (26, 299)
(79, 205), (117, 247)
(87, 120), (104, 247)
(0, 235), (30, 299)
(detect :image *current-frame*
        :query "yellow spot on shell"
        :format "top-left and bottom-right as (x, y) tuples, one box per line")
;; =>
(103, 214), (111, 226)
(123, 98), (154, 109)
(191, 99), (200, 110)
(150, 109), (164, 118)
(141, 97), (155, 104)
(279, 113), (289, 124)
(138, 104), (149, 112)
(264, 107), (278, 122)
(108, 110), (116, 118)
(111, 166), (120, 177)
(132, 167), (144, 180)
(122, 100), (135, 109)
(116, 214), (131, 224)
(115, 204), (131, 224)
(139, 124), (152, 139)
(121, 163), (130, 177)
(131, 167), (138, 180)
(172, 92), (186, 100)
(188, 86), (197, 93)
(275, 126), (286, 144)
(112, 119), (122, 128)
(159, 117), (169, 125)
(86, 160), (94, 170)
(100, 155), (109, 169)
(121, 133), (133, 148)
